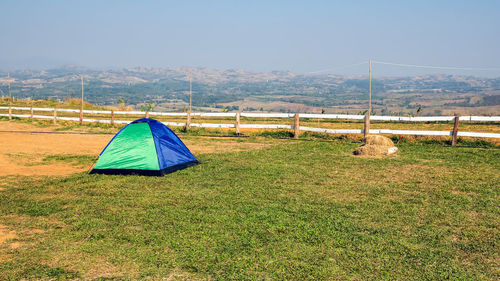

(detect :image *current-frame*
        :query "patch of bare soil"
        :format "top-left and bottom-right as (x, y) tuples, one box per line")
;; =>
(0, 222), (46, 259)
(8, 241), (22, 249)
(0, 123), (113, 176)
(0, 224), (17, 245)
(0, 121), (278, 176)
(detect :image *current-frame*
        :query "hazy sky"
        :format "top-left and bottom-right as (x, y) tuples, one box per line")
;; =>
(1, 0), (499, 76)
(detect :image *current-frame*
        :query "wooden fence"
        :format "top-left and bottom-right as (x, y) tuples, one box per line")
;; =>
(1, 106), (500, 144)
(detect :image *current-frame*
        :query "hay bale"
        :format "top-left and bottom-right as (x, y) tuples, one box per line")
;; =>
(353, 145), (388, 156)
(364, 134), (394, 146)
(353, 135), (398, 157)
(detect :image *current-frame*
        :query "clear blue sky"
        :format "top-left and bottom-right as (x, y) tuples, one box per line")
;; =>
(1, 0), (499, 76)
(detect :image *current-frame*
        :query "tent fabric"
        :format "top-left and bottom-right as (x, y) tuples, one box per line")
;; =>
(148, 120), (198, 170)
(92, 122), (160, 170)
(90, 118), (198, 176)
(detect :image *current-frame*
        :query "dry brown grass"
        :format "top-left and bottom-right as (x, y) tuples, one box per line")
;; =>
(0, 224), (17, 246)
(185, 137), (279, 155)
(60, 98), (94, 108)
(0, 224), (22, 261)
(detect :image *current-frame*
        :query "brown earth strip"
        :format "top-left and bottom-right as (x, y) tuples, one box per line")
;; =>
(0, 121), (277, 176)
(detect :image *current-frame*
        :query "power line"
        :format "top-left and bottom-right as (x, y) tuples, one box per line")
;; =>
(307, 61), (367, 74)
(372, 60), (500, 71)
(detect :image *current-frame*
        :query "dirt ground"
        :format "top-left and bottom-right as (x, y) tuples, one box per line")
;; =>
(0, 122), (113, 176)
(0, 121), (275, 176)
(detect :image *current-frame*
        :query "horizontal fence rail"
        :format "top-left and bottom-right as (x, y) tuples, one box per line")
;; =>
(1, 106), (499, 139)
(1, 106), (500, 122)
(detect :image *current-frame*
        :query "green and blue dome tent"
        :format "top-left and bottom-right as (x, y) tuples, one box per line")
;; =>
(90, 118), (199, 176)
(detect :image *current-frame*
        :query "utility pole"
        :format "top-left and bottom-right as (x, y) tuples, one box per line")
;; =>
(189, 68), (192, 113)
(364, 59), (372, 138)
(185, 69), (192, 130)
(368, 58), (372, 117)
(80, 75), (84, 125)
(7, 72), (11, 101)
(8, 72), (12, 120)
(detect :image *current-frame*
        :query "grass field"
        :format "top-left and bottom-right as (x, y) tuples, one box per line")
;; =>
(0, 131), (499, 280)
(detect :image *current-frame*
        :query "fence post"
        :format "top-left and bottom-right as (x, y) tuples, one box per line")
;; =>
(364, 114), (370, 138)
(30, 106), (34, 122)
(8, 105), (12, 120)
(110, 110), (114, 126)
(145, 111), (149, 118)
(235, 112), (240, 135)
(185, 111), (191, 130)
(294, 113), (300, 139)
(79, 109), (83, 125)
(53, 108), (57, 125)
(451, 114), (460, 146)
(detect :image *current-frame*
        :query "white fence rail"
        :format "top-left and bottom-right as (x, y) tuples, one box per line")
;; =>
(2, 106), (500, 122)
(1, 106), (499, 139)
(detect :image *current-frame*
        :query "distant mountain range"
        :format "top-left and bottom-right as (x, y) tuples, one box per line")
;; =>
(0, 66), (499, 115)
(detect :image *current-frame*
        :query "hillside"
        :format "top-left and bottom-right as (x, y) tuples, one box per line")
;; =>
(1, 66), (499, 116)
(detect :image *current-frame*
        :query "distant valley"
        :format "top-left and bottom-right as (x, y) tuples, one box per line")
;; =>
(1, 65), (499, 116)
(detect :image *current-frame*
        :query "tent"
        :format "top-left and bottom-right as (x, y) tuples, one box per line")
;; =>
(90, 118), (199, 176)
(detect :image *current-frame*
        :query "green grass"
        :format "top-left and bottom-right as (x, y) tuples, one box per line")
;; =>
(6, 153), (97, 167)
(0, 116), (52, 128)
(0, 139), (499, 280)
(41, 154), (98, 166)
